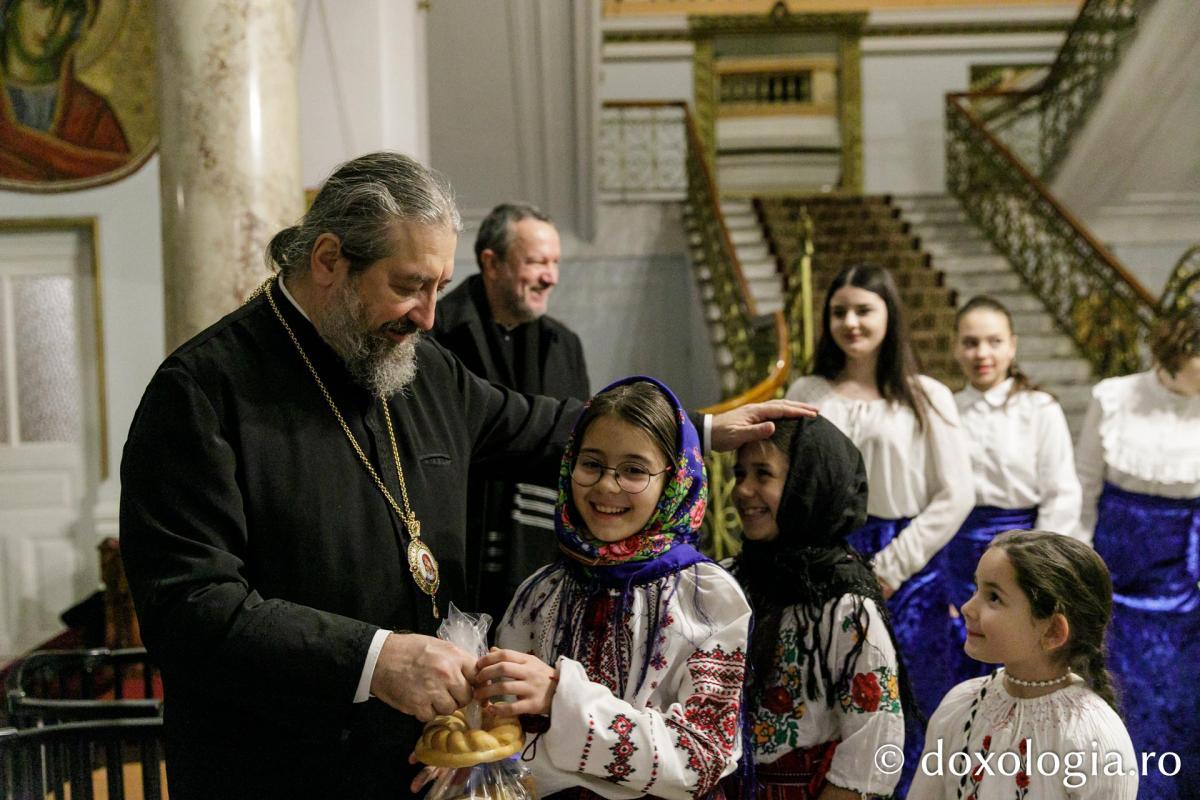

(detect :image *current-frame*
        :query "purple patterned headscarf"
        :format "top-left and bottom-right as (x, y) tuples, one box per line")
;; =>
(508, 376), (712, 695)
(555, 375), (708, 569)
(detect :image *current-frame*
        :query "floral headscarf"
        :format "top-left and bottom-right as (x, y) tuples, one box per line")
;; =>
(508, 376), (712, 696)
(555, 375), (708, 568)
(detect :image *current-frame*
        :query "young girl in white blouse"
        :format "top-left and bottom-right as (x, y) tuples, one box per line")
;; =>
(474, 376), (752, 800)
(1075, 306), (1200, 800)
(949, 296), (1082, 684)
(731, 416), (911, 800)
(911, 531), (1137, 800)
(785, 264), (974, 741)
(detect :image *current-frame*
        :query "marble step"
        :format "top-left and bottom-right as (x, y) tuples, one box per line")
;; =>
(933, 254), (1012, 274)
(757, 296), (784, 315)
(1007, 335), (1081, 360)
(1021, 358), (1093, 386)
(740, 261), (778, 281)
(728, 227), (762, 245)
(892, 195), (962, 213)
(899, 208), (969, 226)
(735, 243), (771, 263)
(723, 212), (758, 230)
(747, 275), (784, 297)
(944, 271), (1024, 295)
(1008, 311), (1060, 336)
(910, 221), (987, 241)
(920, 238), (996, 258)
(966, 290), (1045, 313)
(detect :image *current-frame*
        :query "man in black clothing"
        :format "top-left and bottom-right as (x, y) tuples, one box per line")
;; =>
(119, 152), (815, 800)
(434, 203), (589, 624)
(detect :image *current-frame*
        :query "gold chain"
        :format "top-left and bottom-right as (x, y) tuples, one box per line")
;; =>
(261, 278), (422, 540)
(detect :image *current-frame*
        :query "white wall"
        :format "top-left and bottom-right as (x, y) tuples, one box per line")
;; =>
(297, 0), (429, 186)
(861, 33), (1062, 195)
(426, 0), (597, 240)
(601, 41), (694, 103)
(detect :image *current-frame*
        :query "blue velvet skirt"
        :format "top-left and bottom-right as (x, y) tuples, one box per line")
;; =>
(1093, 483), (1200, 800)
(946, 505), (1038, 684)
(848, 515), (957, 798)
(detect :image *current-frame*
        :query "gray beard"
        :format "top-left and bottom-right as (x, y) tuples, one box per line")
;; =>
(317, 279), (419, 397)
(497, 287), (541, 326)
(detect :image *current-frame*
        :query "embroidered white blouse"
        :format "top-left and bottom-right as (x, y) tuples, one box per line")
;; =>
(909, 673), (1138, 800)
(784, 375), (975, 589)
(955, 380), (1082, 537)
(1075, 371), (1200, 541)
(496, 561), (752, 800)
(749, 594), (904, 797)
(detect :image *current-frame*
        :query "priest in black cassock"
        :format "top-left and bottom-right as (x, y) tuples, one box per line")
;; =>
(433, 202), (590, 625)
(119, 152), (816, 800)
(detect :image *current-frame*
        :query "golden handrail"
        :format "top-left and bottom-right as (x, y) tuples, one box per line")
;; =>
(947, 92), (1156, 309)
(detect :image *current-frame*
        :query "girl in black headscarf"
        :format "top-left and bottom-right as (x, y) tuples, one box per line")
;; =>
(731, 416), (915, 800)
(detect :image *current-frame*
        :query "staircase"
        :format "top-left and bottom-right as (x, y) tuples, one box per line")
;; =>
(719, 199), (785, 316)
(717, 193), (1095, 435)
(758, 194), (963, 389)
(897, 194), (1095, 435)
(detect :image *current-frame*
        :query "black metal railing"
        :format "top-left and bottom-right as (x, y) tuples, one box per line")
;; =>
(946, 93), (1156, 377)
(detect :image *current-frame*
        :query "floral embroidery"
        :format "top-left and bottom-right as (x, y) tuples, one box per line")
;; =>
(839, 667), (901, 715)
(752, 628), (808, 755)
(851, 673), (881, 712)
(650, 653), (668, 671)
(762, 686), (793, 716)
(754, 611), (901, 757)
(604, 714), (638, 783)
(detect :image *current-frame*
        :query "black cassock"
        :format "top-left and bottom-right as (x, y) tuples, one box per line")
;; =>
(119, 283), (579, 799)
(433, 275), (591, 624)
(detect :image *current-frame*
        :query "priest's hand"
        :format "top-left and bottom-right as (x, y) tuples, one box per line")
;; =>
(473, 647), (558, 717)
(710, 399), (819, 451)
(370, 633), (476, 721)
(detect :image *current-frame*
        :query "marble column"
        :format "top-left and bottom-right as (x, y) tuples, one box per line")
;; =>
(157, 0), (303, 350)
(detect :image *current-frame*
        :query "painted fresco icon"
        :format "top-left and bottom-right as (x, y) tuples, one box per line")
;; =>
(1, 0), (156, 190)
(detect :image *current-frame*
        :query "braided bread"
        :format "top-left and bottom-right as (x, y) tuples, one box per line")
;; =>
(414, 709), (525, 768)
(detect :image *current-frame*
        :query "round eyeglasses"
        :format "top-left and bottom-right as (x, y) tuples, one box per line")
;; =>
(571, 456), (672, 495)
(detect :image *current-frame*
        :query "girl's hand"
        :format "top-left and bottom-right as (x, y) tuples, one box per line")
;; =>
(408, 753), (454, 793)
(473, 648), (558, 716)
(877, 576), (896, 600)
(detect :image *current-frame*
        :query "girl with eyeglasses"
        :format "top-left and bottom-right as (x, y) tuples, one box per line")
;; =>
(473, 376), (752, 800)
(784, 263), (974, 793)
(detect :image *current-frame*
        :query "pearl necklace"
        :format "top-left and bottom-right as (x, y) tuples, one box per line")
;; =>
(1003, 669), (1071, 688)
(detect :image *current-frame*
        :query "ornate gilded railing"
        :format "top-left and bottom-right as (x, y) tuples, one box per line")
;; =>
(946, 93), (1156, 377)
(784, 208), (815, 373)
(1038, 0), (1141, 180)
(599, 104), (687, 201)
(1161, 245), (1200, 315)
(614, 102), (793, 561)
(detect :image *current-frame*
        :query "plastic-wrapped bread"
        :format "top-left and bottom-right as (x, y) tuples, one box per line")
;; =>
(414, 709), (525, 768)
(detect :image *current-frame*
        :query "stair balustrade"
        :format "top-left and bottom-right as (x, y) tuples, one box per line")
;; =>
(603, 101), (811, 559)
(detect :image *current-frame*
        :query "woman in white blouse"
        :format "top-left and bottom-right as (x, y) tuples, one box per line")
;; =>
(1075, 305), (1200, 800)
(785, 264), (973, 791)
(948, 296), (1081, 683)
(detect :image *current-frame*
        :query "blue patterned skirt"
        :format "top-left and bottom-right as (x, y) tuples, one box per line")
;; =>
(848, 515), (957, 798)
(1093, 483), (1200, 800)
(946, 505), (1038, 684)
